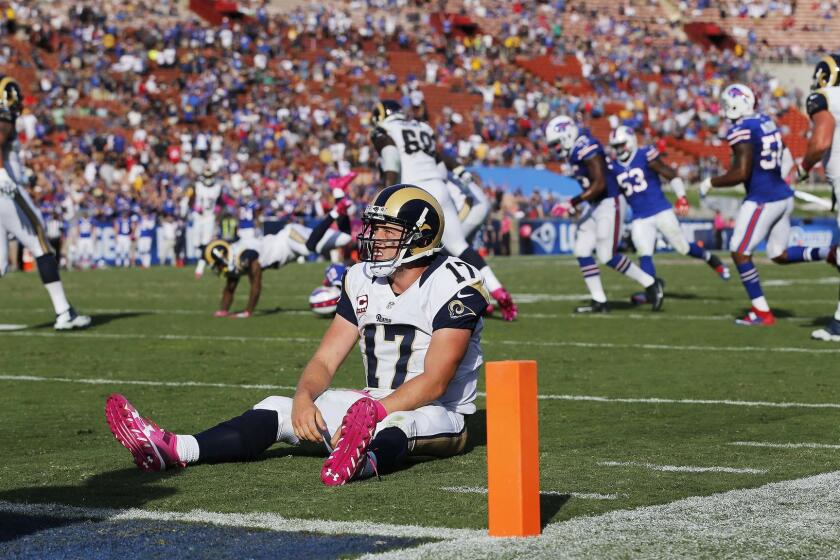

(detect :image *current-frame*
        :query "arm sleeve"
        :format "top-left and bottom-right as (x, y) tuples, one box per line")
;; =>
(432, 285), (488, 331)
(335, 277), (358, 326)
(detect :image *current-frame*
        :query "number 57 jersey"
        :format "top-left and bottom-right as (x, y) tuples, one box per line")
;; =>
(336, 254), (489, 414)
(726, 113), (793, 203)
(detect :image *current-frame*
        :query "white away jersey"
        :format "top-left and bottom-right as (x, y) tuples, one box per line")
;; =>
(228, 223), (311, 272)
(0, 139), (26, 197)
(194, 182), (221, 215)
(336, 254), (488, 414)
(378, 117), (442, 184)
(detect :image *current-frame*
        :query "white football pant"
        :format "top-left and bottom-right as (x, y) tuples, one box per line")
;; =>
(574, 196), (626, 263)
(729, 198), (793, 258)
(631, 208), (690, 256)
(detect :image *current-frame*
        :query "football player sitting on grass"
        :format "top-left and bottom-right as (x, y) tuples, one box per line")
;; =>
(105, 184), (487, 485)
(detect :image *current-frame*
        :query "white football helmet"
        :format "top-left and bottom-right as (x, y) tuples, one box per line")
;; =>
(545, 115), (579, 159)
(609, 125), (638, 164)
(721, 84), (756, 122)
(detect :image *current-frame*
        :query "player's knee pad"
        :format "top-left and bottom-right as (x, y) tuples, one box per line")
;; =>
(457, 247), (487, 270)
(35, 254), (61, 284)
(194, 408), (279, 463)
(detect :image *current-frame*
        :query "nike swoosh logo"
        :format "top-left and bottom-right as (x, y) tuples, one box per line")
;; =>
(456, 290), (473, 298)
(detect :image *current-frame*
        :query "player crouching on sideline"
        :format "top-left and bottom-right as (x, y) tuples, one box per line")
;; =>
(798, 55), (840, 341)
(106, 184), (486, 485)
(700, 84), (835, 326)
(205, 218), (351, 319)
(608, 126), (730, 306)
(545, 115), (664, 313)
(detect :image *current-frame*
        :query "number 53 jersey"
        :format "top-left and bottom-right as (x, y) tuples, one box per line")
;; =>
(726, 113), (793, 204)
(336, 254), (489, 414)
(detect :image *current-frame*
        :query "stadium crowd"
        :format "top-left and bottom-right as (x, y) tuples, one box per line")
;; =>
(0, 0), (829, 268)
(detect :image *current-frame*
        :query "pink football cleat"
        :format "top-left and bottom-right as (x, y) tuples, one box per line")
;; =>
(321, 397), (385, 486)
(490, 288), (518, 321)
(105, 393), (185, 472)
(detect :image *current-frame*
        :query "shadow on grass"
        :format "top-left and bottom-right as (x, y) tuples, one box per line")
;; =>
(0, 467), (180, 542)
(28, 312), (150, 330)
(541, 493), (571, 528)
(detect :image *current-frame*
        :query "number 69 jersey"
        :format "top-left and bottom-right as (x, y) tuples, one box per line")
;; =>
(726, 113), (793, 203)
(375, 117), (442, 185)
(336, 253), (489, 414)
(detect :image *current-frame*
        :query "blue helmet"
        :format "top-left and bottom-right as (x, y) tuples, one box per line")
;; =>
(324, 263), (347, 288)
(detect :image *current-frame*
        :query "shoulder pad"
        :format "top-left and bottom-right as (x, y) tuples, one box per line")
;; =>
(807, 91), (829, 117)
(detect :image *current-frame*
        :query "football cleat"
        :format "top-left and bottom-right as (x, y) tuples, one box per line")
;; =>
(321, 398), (382, 486)
(54, 307), (91, 330)
(630, 292), (648, 305)
(735, 307), (776, 326)
(708, 254), (731, 280)
(105, 393), (185, 472)
(490, 287), (518, 321)
(646, 278), (665, 311)
(811, 318), (840, 342)
(575, 299), (609, 314)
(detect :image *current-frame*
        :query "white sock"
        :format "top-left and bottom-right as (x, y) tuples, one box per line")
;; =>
(176, 434), (200, 463)
(480, 265), (502, 293)
(834, 302), (840, 321)
(584, 275), (607, 303)
(624, 262), (654, 288)
(752, 296), (770, 312)
(195, 260), (206, 274)
(44, 281), (70, 315)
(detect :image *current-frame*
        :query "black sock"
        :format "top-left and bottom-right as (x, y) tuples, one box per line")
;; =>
(36, 254), (61, 284)
(368, 427), (409, 474)
(194, 409), (278, 463)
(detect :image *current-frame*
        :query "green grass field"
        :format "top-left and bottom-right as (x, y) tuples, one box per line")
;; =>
(2, 254), (840, 556)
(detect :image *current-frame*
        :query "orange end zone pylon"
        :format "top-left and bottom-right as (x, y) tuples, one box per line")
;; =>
(486, 360), (541, 537)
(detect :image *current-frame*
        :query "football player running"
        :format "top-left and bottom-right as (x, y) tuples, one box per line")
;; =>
(370, 100), (517, 321)
(545, 116), (664, 313)
(0, 76), (90, 329)
(701, 84), (834, 326)
(205, 221), (351, 318)
(106, 184), (487, 486)
(609, 125), (730, 305)
(799, 55), (840, 341)
(192, 167), (222, 279)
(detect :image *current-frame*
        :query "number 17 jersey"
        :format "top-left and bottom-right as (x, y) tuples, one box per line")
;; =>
(726, 113), (792, 203)
(336, 253), (489, 414)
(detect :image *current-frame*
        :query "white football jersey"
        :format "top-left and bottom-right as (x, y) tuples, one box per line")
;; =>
(378, 117), (442, 184)
(194, 182), (221, 215)
(337, 254), (488, 414)
(0, 139), (26, 197)
(229, 223), (311, 272)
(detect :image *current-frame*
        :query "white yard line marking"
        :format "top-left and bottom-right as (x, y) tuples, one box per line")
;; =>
(0, 500), (482, 540)
(361, 470), (840, 559)
(4, 375), (840, 411)
(0, 323), (27, 330)
(3, 330), (839, 355)
(730, 441), (840, 450)
(598, 461), (766, 474)
(440, 486), (622, 501)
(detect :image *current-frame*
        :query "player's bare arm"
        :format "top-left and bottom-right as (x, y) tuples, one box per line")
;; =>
(649, 158), (677, 180)
(219, 274), (239, 313)
(371, 126), (399, 186)
(803, 109), (835, 173)
(292, 314), (360, 443)
(244, 259), (262, 314)
(379, 327), (471, 414)
(711, 142), (752, 187)
(576, 155), (608, 202)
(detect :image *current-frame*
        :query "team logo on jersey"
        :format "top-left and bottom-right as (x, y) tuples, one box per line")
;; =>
(356, 295), (368, 315)
(448, 299), (476, 320)
(375, 313), (392, 324)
